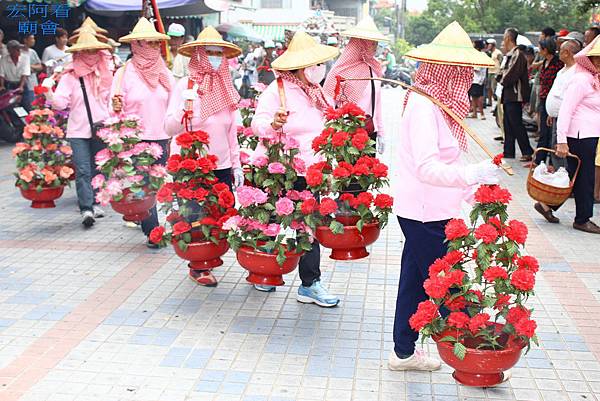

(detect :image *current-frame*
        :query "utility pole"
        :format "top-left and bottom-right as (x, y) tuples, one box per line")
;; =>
(394, 0), (399, 42)
(399, 0), (407, 39)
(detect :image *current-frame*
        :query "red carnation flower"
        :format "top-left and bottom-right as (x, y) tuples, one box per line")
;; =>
(506, 306), (530, 325)
(301, 198), (318, 215)
(442, 250), (464, 266)
(356, 156), (375, 168)
(371, 163), (388, 178)
(355, 192), (373, 207)
(428, 258), (451, 277)
(331, 131), (350, 147)
(444, 295), (466, 311)
(156, 186), (173, 203)
(166, 158), (181, 173)
(447, 312), (470, 329)
(445, 219), (470, 240)
(179, 159), (197, 171)
(483, 266), (508, 282)
(444, 269), (465, 286)
(506, 220), (528, 244)
(218, 191), (235, 208)
(409, 300), (439, 331)
(493, 153), (504, 166)
(178, 188), (195, 200)
(191, 130), (210, 144)
(352, 163), (370, 176)
(197, 156), (217, 173)
(306, 168), (324, 187)
(511, 268), (535, 291)
(213, 183), (230, 194)
(199, 217), (218, 226)
(474, 223), (499, 244)
(494, 294), (511, 310)
(172, 221), (191, 236)
(332, 166), (351, 178)
(474, 185), (512, 204)
(319, 197), (338, 215)
(351, 132), (369, 150)
(515, 319), (537, 338)
(423, 276), (450, 299)
(339, 193), (355, 204)
(149, 226), (165, 244)
(516, 256), (539, 273)
(194, 188), (209, 201)
(468, 313), (490, 334)
(374, 194), (393, 209)
(176, 132), (195, 149)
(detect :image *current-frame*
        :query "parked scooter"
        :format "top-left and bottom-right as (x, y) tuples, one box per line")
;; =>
(0, 89), (27, 143)
(383, 65), (412, 87)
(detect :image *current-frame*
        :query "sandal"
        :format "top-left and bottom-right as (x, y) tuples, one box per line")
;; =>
(189, 270), (218, 287)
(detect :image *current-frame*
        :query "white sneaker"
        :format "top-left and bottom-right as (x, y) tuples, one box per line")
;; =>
(92, 205), (105, 218)
(81, 210), (95, 228)
(388, 349), (441, 371)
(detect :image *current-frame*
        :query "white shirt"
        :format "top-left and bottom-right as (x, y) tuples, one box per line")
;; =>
(23, 48), (41, 89)
(171, 53), (189, 79)
(473, 67), (486, 85)
(0, 53), (30, 82)
(41, 44), (71, 74)
(545, 65), (576, 118)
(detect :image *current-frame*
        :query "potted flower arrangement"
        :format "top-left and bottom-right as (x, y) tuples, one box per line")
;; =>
(92, 115), (166, 221)
(303, 103), (393, 260)
(409, 182), (538, 387)
(14, 108), (73, 208)
(224, 130), (315, 286)
(148, 129), (237, 275)
(237, 83), (266, 182)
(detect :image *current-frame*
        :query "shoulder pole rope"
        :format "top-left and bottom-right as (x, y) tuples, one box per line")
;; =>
(335, 76), (514, 176)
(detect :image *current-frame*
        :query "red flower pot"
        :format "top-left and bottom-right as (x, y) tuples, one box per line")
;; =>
(434, 324), (525, 387)
(236, 245), (303, 286)
(315, 218), (381, 260)
(110, 192), (156, 222)
(172, 238), (230, 270)
(20, 185), (64, 208)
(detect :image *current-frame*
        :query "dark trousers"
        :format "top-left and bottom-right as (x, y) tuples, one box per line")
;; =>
(295, 177), (321, 287)
(141, 139), (169, 236)
(503, 101), (533, 158)
(69, 137), (105, 212)
(551, 137), (599, 225)
(214, 168), (233, 190)
(535, 99), (551, 165)
(393, 217), (449, 356)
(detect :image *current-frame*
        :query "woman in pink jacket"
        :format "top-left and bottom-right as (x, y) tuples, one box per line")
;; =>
(164, 27), (243, 286)
(111, 18), (175, 247)
(251, 31), (341, 306)
(45, 29), (112, 228)
(323, 16), (387, 155)
(387, 22), (498, 372)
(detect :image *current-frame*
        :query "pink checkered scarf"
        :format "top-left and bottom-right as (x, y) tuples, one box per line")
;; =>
(188, 47), (240, 121)
(323, 38), (382, 105)
(404, 62), (473, 151)
(574, 36), (600, 90)
(277, 70), (331, 112)
(69, 50), (112, 98)
(130, 40), (171, 91)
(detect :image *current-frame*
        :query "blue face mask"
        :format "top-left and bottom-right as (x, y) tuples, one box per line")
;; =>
(208, 55), (222, 69)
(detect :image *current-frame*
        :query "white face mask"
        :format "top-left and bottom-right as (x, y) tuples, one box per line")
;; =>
(304, 64), (326, 85)
(208, 55), (222, 70)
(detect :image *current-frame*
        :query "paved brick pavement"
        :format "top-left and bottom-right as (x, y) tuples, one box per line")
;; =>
(0, 88), (598, 401)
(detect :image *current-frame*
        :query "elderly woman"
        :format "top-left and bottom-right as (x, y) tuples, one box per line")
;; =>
(388, 22), (498, 371)
(546, 36), (600, 234)
(111, 18), (175, 247)
(44, 29), (112, 228)
(164, 27), (244, 286)
(323, 16), (387, 155)
(251, 31), (340, 307)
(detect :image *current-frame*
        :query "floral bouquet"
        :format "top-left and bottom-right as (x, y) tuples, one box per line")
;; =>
(410, 182), (538, 360)
(149, 130), (237, 251)
(14, 109), (73, 190)
(237, 83), (266, 152)
(224, 131), (314, 265)
(92, 116), (166, 205)
(304, 103), (393, 232)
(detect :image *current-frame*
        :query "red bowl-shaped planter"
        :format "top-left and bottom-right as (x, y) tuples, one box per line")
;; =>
(172, 238), (230, 270)
(315, 218), (381, 260)
(434, 324), (526, 387)
(236, 245), (303, 286)
(110, 193), (156, 222)
(20, 185), (64, 208)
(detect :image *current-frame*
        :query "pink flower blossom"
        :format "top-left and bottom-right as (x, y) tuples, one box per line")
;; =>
(105, 131), (123, 146)
(283, 135), (299, 151)
(238, 99), (252, 108)
(222, 215), (242, 230)
(130, 175), (144, 183)
(118, 150), (134, 159)
(246, 218), (267, 232)
(252, 156), (268, 168)
(287, 190), (301, 201)
(91, 174), (105, 189)
(242, 127), (254, 137)
(131, 142), (150, 155)
(95, 189), (112, 206)
(268, 162), (286, 174)
(147, 143), (163, 159)
(149, 165), (167, 178)
(293, 157), (306, 175)
(95, 149), (113, 166)
(263, 223), (281, 237)
(237, 186), (268, 207)
(298, 190), (314, 201)
(105, 178), (123, 197)
(240, 151), (250, 165)
(275, 197), (294, 216)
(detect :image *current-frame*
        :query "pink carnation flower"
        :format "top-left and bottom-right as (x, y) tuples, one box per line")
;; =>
(222, 215), (242, 230)
(147, 143), (163, 159)
(95, 189), (112, 206)
(275, 197), (294, 216)
(263, 223), (281, 237)
(240, 151), (250, 165)
(293, 157), (306, 175)
(268, 162), (286, 174)
(95, 149), (113, 166)
(252, 156), (268, 168)
(239, 99), (252, 108)
(91, 174), (105, 190)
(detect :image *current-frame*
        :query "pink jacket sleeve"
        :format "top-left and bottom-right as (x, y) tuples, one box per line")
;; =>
(407, 97), (469, 188)
(226, 111), (241, 169)
(164, 79), (187, 137)
(251, 84), (278, 138)
(557, 73), (587, 144)
(51, 73), (73, 111)
(375, 82), (385, 138)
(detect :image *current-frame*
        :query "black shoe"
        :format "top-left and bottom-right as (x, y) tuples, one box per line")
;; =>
(81, 210), (95, 228)
(146, 239), (159, 249)
(494, 136), (503, 141)
(573, 221), (600, 234)
(534, 202), (559, 224)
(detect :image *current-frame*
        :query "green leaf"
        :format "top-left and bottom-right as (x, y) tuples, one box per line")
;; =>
(177, 239), (188, 251)
(276, 247), (286, 266)
(453, 342), (467, 360)
(356, 218), (364, 232)
(436, 335), (457, 343)
(329, 220), (345, 235)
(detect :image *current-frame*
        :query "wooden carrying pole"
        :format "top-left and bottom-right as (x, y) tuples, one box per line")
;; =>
(336, 76), (514, 176)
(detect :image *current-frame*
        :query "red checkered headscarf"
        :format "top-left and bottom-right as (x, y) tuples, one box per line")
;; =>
(130, 40), (171, 91)
(323, 38), (382, 104)
(574, 36), (600, 90)
(277, 70), (331, 111)
(188, 47), (241, 121)
(69, 50), (112, 98)
(404, 62), (473, 151)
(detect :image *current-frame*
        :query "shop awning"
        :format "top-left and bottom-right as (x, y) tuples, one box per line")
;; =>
(85, 0), (198, 12)
(252, 24), (298, 42)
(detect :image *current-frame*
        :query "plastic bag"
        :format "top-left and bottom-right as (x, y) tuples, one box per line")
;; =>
(532, 162), (570, 188)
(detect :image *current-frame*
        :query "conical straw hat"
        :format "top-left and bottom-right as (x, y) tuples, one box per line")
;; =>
(341, 16), (389, 43)
(405, 21), (494, 68)
(178, 26), (242, 58)
(74, 17), (108, 35)
(119, 17), (170, 43)
(588, 36), (600, 56)
(66, 30), (111, 53)
(271, 31), (339, 71)
(69, 25), (108, 45)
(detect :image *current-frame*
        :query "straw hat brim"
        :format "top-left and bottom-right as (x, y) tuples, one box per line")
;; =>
(405, 44), (495, 68)
(66, 42), (112, 53)
(74, 25), (108, 35)
(340, 29), (389, 43)
(69, 32), (109, 45)
(119, 32), (171, 43)
(588, 38), (600, 56)
(271, 44), (339, 71)
(178, 40), (242, 58)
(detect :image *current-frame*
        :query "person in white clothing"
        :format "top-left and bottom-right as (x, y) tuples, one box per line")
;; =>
(167, 23), (189, 79)
(0, 40), (30, 94)
(42, 28), (71, 75)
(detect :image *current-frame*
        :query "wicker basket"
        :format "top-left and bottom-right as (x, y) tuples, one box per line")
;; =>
(526, 147), (580, 206)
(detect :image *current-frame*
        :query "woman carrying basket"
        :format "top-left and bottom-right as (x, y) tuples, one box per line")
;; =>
(111, 18), (176, 247)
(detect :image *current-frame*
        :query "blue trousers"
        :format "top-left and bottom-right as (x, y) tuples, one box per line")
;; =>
(393, 217), (449, 356)
(69, 137), (105, 212)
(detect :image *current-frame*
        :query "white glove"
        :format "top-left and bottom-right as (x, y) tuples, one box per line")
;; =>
(233, 167), (244, 188)
(54, 65), (64, 74)
(41, 78), (55, 89)
(376, 136), (385, 154)
(464, 160), (500, 185)
(45, 59), (57, 68)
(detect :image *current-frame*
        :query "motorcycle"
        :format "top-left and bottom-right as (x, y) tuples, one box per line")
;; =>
(0, 89), (27, 143)
(383, 65), (412, 88)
